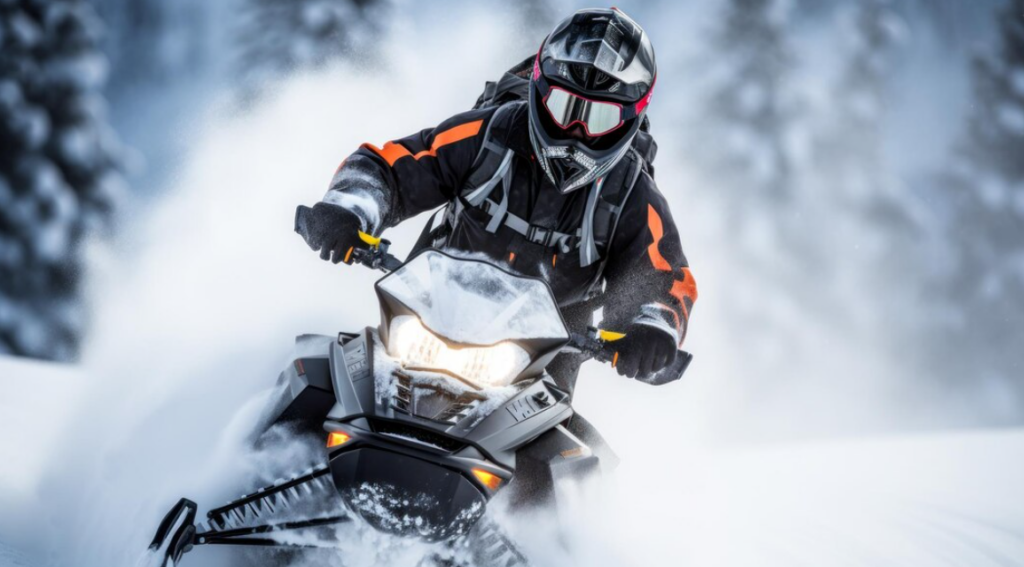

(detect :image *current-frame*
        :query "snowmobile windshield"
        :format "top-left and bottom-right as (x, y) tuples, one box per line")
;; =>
(376, 250), (568, 346)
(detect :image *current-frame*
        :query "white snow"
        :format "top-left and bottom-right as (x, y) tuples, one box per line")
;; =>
(5, 356), (1024, 567)
(495, 428), (1024, 567)
(322, 185), (386, 233)
(0, 357), (86, 496)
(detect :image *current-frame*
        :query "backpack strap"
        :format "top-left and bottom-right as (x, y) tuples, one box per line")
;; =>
(593, 149), (644, 250)
(473, 56), (533, 109)
(441, 103), (519, 239)
(581, 148), (645, 298)
(435, 102), (647, 273)
(460, 103), (586, 255)
(578, 177), (605, 266)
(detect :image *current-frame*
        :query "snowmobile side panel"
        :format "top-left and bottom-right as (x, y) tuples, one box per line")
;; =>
(465, 378), (573, 469)
(504, 424), (599, 511)
(259, 338), (336, 435)
(273, 357), (335, 429)
(327, 330), (376, 420)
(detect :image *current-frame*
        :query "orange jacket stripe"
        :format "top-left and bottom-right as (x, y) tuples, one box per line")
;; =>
(646, 204), (672, 272)
(413, 120), (483, 160)
(362, 141), (412, 166)
(669, 267), (698, 319)
(363, 120), (484, 167)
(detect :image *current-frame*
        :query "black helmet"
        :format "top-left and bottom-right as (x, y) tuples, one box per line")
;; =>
(528, 8), (656, 194)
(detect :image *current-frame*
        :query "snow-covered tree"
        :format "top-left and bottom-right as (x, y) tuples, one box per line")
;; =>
(235, 0), (387, 99)
(681, 0), (823, 382)
(689, 0), (818, 286)
(934, 0), (1024, 391)
(90, 0), (213, 89)
(807, 0), (921, 334)
(0, 0), (127, 360)
(704, 0), (800, 210)
(819, 0), (904, 208)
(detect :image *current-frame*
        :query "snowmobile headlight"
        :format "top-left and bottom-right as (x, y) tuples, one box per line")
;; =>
(387, 315), (530, 389)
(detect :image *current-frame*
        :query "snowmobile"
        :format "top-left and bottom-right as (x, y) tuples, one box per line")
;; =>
(144, 214), (692, 566)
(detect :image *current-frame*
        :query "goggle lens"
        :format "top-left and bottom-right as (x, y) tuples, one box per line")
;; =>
(543, 87), (623, 136)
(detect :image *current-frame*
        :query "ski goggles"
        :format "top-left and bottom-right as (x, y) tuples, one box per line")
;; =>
(543, 87), (624, 136)
(533, 58), (654, 137)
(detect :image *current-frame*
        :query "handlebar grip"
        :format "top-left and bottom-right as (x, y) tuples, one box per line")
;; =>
(296, 205), (401, 272)
(637, 349), (692, 386)
(294, 205), (312, 236)
(380, 255), (404, 272)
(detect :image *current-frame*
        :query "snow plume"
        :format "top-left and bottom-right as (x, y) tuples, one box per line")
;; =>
(2, 2), (1020, 567)
(2, 7), (559, 567)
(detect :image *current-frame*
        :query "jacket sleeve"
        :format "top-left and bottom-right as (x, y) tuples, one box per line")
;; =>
(320, 107), (495, 233)
(600, 172), (697, 346)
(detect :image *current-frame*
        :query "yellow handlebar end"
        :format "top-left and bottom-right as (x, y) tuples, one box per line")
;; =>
(358, 231), (381, 248)
(598, 329), (627, 342)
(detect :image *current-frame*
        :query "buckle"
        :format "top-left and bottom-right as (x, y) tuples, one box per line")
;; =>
(527, 225), (552, 246)
(557, 235), (574, 254)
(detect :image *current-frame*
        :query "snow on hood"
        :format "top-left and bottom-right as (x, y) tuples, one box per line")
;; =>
(376, 250), (568, 345)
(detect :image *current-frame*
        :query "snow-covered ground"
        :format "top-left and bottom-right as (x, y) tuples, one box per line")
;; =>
(2, 356), (1023, 566)
(0, 357), (85, 567)
(0, 357), (85, 496)
(679, 430), (1024, 566)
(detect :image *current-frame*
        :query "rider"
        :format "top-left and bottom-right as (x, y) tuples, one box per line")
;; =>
(298, 8), (696, 388)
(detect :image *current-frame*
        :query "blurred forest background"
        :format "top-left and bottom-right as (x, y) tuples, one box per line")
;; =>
(0, 0), (1021, 427)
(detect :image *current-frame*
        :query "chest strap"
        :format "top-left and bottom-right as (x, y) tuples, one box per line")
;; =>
(453, 150), (607, 263)
(477, 197), (583, 253)
(443, 102), (619, 266)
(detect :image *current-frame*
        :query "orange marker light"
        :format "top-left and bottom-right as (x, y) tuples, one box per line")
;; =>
(326, 431), (351, 448)
(472, 468), (503, 490)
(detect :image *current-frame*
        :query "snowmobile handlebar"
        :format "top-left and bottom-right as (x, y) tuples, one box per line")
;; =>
(342, 239), (691, 384)
(349, 232), (403, 272)
(294, 205), (402, 272)
(344, 244), (691, 382)
(569, 327), (692, 385)
(296, 205), (689, 382)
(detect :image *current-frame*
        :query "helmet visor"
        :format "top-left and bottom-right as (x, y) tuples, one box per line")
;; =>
(543, 86), (624, 136)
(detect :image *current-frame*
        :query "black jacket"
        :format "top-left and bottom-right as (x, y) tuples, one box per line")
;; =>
(322, 102), (696, 346)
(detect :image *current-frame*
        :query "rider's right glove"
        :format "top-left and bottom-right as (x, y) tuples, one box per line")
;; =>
(610, 324), (677, 380)
(295, 203), (368, 264)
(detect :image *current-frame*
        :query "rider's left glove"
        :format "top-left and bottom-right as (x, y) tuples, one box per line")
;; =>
(295, 203), (369, 264)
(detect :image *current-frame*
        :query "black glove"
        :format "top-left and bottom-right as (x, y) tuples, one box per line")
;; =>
(295, 203), (367, 264)
(610, 324), (677, 380)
